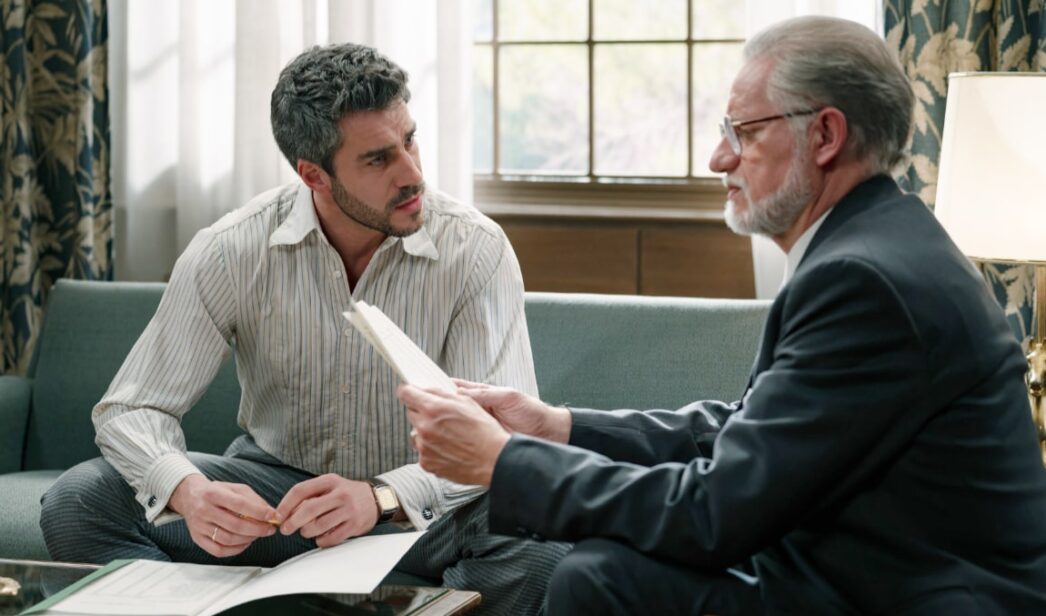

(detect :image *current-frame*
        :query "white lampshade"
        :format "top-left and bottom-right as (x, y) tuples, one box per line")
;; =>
(934, 72), (1046, 264)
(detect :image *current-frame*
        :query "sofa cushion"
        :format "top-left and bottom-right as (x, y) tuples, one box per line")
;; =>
(0, 470), (63, 560)
(24, 280), (244, 471)
(525, 292), (770, 411)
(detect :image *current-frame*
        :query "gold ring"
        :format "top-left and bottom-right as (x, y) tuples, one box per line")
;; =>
(211, 526), (219, 542)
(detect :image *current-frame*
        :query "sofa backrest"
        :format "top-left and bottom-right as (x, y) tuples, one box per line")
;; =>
(24, 281), (770, 471)
(526, 292), (769, 411)
(24, 280), (242, 470)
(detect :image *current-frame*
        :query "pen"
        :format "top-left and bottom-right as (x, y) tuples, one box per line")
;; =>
(238, 513), (281, 526)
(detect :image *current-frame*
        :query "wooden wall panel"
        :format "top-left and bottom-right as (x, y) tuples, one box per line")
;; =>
(640, 226), (754, 298)
(493, 216), (755, 299)
(500, 223), (638, 294)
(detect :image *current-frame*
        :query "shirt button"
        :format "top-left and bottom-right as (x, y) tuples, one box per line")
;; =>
(341, 383), (350, 394)
(422, 508), (434, 520)
(343, 327), (351, 336)
(147, 496), (157, 507)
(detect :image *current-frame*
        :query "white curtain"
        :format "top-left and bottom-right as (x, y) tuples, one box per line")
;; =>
(744, 0), (882, 299)
(109, 0), (474, 281)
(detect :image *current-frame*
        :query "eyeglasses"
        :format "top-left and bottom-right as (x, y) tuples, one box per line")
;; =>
(719, 108), (821, 156)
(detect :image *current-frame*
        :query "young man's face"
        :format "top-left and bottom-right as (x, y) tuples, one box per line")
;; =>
(326, 99), (426, 238)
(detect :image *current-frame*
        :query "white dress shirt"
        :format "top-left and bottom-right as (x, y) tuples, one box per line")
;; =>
(782, 209), (831, 285)
(93, 182), (538, 530)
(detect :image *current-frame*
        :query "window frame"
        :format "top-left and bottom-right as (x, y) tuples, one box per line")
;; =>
(473, 0), (744, 218)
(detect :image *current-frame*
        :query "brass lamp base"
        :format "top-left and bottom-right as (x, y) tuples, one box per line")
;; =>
(1028, 264), (1046, 467)
(1028, 339), (1046, 467)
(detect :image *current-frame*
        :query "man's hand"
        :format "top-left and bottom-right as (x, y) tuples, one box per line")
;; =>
(397, 384), (512, 487)
(276, 475), (378, 548)
(452, 379), (572, 444)
(168, 474), (279, 558)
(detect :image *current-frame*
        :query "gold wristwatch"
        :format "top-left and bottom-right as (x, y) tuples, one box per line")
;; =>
(368, 480), (400, 523)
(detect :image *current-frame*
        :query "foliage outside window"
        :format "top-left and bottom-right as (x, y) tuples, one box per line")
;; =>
(473, 0), (746, 212)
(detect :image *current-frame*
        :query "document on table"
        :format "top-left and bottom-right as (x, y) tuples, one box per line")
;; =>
(26, 530), (425, 616)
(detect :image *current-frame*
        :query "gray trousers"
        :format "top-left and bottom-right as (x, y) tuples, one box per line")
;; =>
(39, 436), (570, 616)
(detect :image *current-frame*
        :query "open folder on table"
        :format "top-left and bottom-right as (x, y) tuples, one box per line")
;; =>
(23, 531), (425, 616)
(342, 299), (455, 393)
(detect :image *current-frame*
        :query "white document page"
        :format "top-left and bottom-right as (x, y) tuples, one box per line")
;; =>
(42, 560), (258, 615)
(343, 301), (455, 392)
(203, 531), (425, 615)
(44, 531), (425, 616)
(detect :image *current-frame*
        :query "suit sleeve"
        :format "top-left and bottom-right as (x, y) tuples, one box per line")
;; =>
(567, 399), (740, 464)
(489, 258), (932, 569)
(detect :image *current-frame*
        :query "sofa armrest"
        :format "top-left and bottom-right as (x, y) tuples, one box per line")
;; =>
(0, 375), (32, 473)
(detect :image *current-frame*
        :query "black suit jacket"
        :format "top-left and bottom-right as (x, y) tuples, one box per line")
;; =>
(489, 176), (1046, 614)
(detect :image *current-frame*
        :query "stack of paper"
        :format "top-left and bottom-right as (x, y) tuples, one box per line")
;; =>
(26, 531), (426, 615)
(343, 301), (455, 392)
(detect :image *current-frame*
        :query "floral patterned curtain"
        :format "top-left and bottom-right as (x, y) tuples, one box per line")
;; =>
(884, 0), (1045, 348)
(1, 0), (111, 375)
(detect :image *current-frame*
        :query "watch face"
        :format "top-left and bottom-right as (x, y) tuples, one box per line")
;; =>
(374, 485), (399, 511)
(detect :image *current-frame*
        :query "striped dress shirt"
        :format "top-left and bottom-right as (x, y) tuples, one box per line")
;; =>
(92, 182), (538, 530)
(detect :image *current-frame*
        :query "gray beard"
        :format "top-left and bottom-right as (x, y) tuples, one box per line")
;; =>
(725, 155), (814, 237)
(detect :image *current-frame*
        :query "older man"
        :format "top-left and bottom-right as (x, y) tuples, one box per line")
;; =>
(398, 16), (1046, 615)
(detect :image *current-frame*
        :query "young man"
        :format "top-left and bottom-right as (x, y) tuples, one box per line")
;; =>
(41, 43), (568, 615)
(398, 16), (1046, 615)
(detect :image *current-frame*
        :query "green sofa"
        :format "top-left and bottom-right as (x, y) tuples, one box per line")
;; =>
(0, 279), (770, 561)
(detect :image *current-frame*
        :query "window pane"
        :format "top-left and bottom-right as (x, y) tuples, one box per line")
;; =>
(499, 0), (587, 41)
(474, 0), (493, 42)
(593, 0), (686, 41)
(473, 45), (494, 173)
(692, 0), (745, 39)
(499, 45), (588, 175)
(692, 43), (744, 175)
(595, 44), (687, 177)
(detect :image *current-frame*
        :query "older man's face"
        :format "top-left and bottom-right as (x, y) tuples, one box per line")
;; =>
(709, 57), (814, 237)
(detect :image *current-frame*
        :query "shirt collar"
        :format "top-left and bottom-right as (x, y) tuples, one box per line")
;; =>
(269, 183), (320, 247)
(400, 225), (439, 259)
(783, 208), (831, 283)
(268, 183), (440, 261)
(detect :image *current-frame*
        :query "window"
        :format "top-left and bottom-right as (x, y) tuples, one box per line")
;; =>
(473, 0), (745, 213)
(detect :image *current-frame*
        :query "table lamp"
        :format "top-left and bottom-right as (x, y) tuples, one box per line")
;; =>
(934, 72), (1046, 466)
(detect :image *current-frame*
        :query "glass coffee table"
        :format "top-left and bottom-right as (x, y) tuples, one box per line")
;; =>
(0, 558), (480, 615)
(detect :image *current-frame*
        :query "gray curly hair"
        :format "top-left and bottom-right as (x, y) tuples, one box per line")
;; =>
(270, 43), (410, 173)
(744, 16), (914, 174)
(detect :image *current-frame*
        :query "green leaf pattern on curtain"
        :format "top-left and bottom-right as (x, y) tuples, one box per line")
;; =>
(884, 0), (1045, 349)
(0, 0), (111, 375)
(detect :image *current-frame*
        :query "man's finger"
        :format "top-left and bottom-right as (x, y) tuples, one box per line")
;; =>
(211, 508), (276, 539)
(459, 385), (513, 408)
(207, 524), (253, 548)
(276, 476), (329, 517)
(450, 378), (488, 390)
(220, 490), (279, 529)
